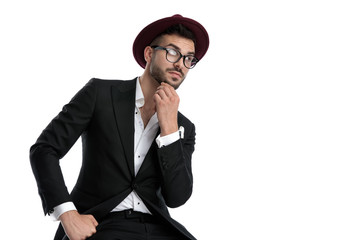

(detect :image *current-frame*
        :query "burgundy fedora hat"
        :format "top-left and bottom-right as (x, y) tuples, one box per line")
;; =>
(133, 14), (209, 68)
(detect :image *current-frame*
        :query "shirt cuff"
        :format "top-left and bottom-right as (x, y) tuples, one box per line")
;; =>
(156, 130), (180, 148)
(50, 202), (77, 221)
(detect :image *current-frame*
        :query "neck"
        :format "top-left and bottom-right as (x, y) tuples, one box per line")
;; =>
(138, 71), (158, 126)
(139, 70), (160, 102)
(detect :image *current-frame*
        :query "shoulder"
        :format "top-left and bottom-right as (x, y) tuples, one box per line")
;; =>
(88, 77), (137, 90)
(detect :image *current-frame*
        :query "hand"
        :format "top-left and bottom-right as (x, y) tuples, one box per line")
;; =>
(59, 210), (98, 240)
(154, 82), (179, 136)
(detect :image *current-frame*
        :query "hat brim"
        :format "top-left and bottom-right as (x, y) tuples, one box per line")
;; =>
(133, 14), (209, 69)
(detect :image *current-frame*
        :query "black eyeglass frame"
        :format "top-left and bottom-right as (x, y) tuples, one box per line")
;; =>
(151, 45), (199, 69)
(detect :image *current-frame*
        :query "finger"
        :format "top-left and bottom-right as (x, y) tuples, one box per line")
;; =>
(89, 223), (97, 235)
(88, 217), (98, 227)
(158, 85), (176, 99)
(85, 214), (98, 227)
(164, 84), (177, 97)
(158, 82), (175, 92)
(87, 229), (96, 238)
(153, 92), (162, 104)
(162, 86), (174, 97)
(155, 89), (168, 99)
(91, 216), (99, 227)
(160, 82), (169, 87)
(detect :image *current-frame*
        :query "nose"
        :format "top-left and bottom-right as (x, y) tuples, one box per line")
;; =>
(173, 58), (184, 70)
(174, 62), (180, 70)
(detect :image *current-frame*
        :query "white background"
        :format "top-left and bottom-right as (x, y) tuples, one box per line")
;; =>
(1, 0), (359, 239)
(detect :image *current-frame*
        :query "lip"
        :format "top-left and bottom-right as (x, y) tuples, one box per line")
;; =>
(168, 71), (182, 79)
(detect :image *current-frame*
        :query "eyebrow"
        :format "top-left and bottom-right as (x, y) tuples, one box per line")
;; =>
(165, 43), (195, 55)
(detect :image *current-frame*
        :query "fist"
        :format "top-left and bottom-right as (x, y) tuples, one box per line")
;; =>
(60, 210), (98, 240)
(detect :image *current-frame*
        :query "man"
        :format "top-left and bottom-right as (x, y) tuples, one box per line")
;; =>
(30, 14), (209, 240)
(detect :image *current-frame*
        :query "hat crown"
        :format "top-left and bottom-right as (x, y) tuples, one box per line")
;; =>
(133, 15), (209, 68)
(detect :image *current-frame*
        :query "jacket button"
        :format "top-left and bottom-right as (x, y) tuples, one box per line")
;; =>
(132, 182), (138, 190)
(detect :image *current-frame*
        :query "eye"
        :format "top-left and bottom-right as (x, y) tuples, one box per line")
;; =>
(185, 56), (195, 62)
(167, 48), (178, 56)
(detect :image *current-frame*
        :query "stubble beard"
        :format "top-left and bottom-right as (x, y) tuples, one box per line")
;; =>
(150, 62), (185, 90)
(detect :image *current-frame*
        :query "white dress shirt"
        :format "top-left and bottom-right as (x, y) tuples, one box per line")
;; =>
(51, 78), (180, 220)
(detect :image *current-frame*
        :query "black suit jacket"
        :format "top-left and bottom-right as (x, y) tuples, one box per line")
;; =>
(30, 78), (196, 240)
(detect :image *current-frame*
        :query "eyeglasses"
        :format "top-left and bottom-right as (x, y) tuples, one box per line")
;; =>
(151, 46), (199, 69)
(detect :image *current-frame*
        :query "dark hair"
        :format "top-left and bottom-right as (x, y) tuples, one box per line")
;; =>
(151, 24), (196, 46)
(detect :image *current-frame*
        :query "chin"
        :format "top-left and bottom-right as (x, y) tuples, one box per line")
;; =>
(167, 78), (183, 90)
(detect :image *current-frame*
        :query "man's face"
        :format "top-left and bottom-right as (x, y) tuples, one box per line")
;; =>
(149, 34), (195, 90)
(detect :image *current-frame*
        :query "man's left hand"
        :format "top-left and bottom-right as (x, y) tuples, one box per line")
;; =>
(154, 82), (179, 136)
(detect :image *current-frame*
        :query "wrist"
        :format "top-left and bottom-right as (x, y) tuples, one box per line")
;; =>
(51, 202), (77, 221)
(59, 210), (78, 222)
(160, 129), (177, 136)
(156, 130), (180, 148)
(159, 123), (178, 137)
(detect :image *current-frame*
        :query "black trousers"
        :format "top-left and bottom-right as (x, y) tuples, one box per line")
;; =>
(87, 210), (187, 240)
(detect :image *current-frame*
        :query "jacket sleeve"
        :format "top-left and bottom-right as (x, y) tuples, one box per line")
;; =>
(157, 121), (196, 208)
(30, 79), (97, 215)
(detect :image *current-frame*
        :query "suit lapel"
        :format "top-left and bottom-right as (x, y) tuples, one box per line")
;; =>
(111, 79), (137, 177)
(137, 114), (185, 176)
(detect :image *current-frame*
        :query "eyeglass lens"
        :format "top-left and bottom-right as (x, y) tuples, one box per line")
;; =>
(166, 49), (197, 69)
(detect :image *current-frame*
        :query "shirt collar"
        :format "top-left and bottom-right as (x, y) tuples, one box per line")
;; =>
(135, 77), (145, 108)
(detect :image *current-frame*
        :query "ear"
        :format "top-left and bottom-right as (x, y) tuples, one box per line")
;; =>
(144, 46), (153, 63)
